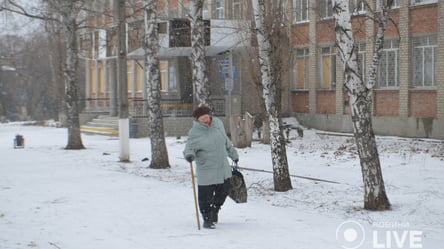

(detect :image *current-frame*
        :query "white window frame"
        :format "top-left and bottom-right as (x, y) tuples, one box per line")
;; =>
(378, 39), (400, 88)
(293, 0), (309, 24)
(376, 0), (400, 10)
(232, 0), (242, 19)
(357, 43), (366, 82)
(319, 0), (333, 20)
(412, 35), (437, 87)
(410, 0), (438, 6)
(215, 0), (225, 19)
(280, 0), (288, 21)
(98, 29), (107, 59)
(350, 0), (366, 15)
(203, 2), (209, 19)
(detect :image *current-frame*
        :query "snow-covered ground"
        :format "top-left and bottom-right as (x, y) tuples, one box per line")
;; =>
(1, 120), (443, 249)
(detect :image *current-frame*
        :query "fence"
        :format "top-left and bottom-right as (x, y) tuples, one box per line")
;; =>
(82, 97), (225, 117)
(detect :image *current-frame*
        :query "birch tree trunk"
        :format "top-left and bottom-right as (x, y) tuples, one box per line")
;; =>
(60, 2), (84, 150)
(252, 0), (292, 192)
(189, 0), (211, 107)
(332, 0), (390, 210)
(144, 0), (170, 169)
(1, 0), (85, 149)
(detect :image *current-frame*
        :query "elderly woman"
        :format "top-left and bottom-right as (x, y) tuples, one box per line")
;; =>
(183, 105), (239, 229)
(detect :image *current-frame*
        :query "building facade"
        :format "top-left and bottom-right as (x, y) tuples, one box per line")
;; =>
(80, 0), (444, 139)
(80, 0), (256, 136)
(290, 0), (443, 139)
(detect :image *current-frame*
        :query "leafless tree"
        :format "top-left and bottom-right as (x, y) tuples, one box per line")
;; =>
(143, 0), (170, 169)
(1, 0), (86, 149)
(332, 0), (391, 210)
(189, 0), (211, 107)
(252, 0), (292, 192)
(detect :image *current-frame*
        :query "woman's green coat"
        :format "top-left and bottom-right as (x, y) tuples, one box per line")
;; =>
(183, 117), (239, 186)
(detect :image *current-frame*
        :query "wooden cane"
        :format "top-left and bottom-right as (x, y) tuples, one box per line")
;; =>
(189, 161), (201, 230)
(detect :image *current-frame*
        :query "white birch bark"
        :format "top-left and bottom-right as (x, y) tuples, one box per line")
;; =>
(332, 0), (390, 210)
(58, 1), (85, 150)
(144, 0), (170, 169)
(252, 0), (292, 192)
(189, 0), (211, 107)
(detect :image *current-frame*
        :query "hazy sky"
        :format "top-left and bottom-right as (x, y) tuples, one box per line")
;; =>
(0, 0), (43, 36)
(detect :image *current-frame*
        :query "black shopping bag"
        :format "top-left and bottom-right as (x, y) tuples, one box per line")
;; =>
(229, 167), (247, 203)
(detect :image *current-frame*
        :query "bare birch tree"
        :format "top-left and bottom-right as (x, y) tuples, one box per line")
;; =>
(55, 0), (85, 149)
(0, 0), (86, 149)
(332, 0), (391, 210)
(189, 0), (211, 107)
(143, 0), (170, 169)
(252, 0), (292, 192)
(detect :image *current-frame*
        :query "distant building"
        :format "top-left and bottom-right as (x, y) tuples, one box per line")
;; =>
(79, 0), (444, 139)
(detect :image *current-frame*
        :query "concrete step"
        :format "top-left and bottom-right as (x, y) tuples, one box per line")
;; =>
(80, 125), (119, 136)
(88, 120), (118, 128)
(81, 115), (119, 136)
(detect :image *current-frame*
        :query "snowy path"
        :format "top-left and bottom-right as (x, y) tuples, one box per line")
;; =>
(1, 123), (443, 249)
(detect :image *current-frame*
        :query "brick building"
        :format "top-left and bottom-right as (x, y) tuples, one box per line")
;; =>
(80, 0), (444, 139)
(290, 0), (444, 139)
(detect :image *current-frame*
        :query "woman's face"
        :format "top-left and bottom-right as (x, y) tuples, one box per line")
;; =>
(198, 114), (211, 125)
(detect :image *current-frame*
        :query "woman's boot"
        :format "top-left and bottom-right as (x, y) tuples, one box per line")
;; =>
(212, 206), (220, 224)
(202, 212), (215, 229)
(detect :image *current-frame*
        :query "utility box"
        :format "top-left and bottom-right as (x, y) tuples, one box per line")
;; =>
(14, 134), (24, 149)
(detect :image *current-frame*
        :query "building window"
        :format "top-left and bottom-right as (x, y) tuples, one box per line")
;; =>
(278, 0), (288, 21)
(127, 61), (134, 92)
(319, 0), (333, 19)
(203, 2), (209, 19)
(378, 39), (399, 87)
(159, 60), (178, 92)
(136, 61), (144, 92)
(232, 0), (242, 19)
(410, 0), (437, 6)
(320, 47), (336, 89)
(91, 67), (98, 94)
(94, 30), (107, 59)
(168, 64), (177, 90)
(99, 65), (105, 93)
(412, 35), (437, 87)
(376, 0), (400, 10)
(215, 0), (225, 19)
(293, 0), (309, 23)
(293, 48), (310, 90)
(357, 43), (366, 82)
(160, 61), (169, 92)
(350, 0), (366, 14)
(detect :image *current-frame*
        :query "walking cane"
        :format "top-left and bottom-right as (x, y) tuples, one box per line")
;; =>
(189, 161), (201, 230)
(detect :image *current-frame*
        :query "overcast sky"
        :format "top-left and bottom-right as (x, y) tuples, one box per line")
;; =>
(0, 0), (43, 37)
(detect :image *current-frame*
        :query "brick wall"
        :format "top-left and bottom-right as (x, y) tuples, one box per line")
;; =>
(385, 11), (400, 37)
(410, 4), (438, 34)
(316, 91), (336, 114)
(409, 90), (437, 118)
(291, 91), (309, 113)
(374, 90), (399, 116)
(316, 21), (335, 44)
(292, 24), (310, 45)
